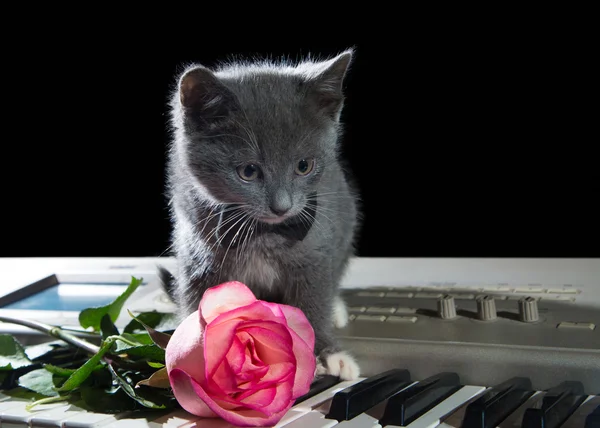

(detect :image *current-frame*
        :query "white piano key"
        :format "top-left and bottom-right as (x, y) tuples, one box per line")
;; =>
(28, 403), (130, 427)
(293, 379), (364, 411)
(435, 387), (489, 427)
(561, 395), (599, 428)
(281, 410), (338, 428)
(384, 385), (486, 428)
(98, 409), (201, 428)
(335, 412), (382, 427)
(273, 408), (310, 427)
(146, 409), (202, 428)
(0, 401), (73, 426)
(61, 411), (133, 428)
(96, 421), (157, 428)
(0, 398), (32, 413)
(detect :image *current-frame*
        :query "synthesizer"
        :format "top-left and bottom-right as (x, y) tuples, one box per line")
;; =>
(0, 257), (598, 427)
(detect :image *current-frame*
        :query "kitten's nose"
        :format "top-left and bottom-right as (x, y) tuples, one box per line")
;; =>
(270, 191), (292, 216)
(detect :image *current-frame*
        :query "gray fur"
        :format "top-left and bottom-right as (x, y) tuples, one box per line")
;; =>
(161, 49), (361, 364)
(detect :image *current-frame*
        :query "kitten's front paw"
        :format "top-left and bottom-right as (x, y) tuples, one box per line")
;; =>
(324, 351), (360, 380)
(315, 360), (327, 377)
(333, 296), (349, 329)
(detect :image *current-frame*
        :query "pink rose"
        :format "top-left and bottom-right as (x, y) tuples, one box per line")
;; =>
(165, 281), (316, 427)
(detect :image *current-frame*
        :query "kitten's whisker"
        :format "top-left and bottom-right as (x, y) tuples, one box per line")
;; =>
(309, 193), (358, 201)
(239, 217), (257, 259)
(208, 214), (247, 260)
(196, 206), (220, 234)
(299, 209), (326, 235)
(302, 206), (334, 232)
(218, 213), (251, 281)
(234, 216), (254, 264)
(212, 210), (249, 249)
(306, 204), (338, 227)
(305, 203), (343, 214)
(157, 242), (175, 258)
(196, 204), (247, 229)
(204, 209), (247, 244)
(298, 210), (319, 234)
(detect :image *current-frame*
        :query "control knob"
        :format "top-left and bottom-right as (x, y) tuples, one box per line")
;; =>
(476, 295), (497, 321)
(437, 295), (457, 320)
(518, 296), (540, 323)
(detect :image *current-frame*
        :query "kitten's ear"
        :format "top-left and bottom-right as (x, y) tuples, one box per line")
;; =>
(178, 66), (235, 118)
(307, 50), (353, 120)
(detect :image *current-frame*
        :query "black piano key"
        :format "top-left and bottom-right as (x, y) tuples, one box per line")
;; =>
(294, 375), (341, 405)
(585, 405), (600, 428)
(379, 371), (462, 427)
(461, 377), (535, 428)
(521, 381), (587, 428)
(324, 368), (412, 421)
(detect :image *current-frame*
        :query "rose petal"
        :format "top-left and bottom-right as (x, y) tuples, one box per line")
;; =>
(200, 281), (257, 325)
(239, 324), (295, 365)
(258, 301), (286, 319)
(212, 359), (238, 394)
(237, 385), (276, 407)
(165, 310), (206, 385)
(257, 361), (295, 385)
(168, 368), (218, 418)
(204, 318), (244, 376)
(278, 304), (316, 351)
(173, 369), (293, 426)
(205, 309), (291, 376)
(239, 371), (295, 415)
(209, 301), (287, 329)
(227, 336), (246, 373)
(285, 328), (317, 398)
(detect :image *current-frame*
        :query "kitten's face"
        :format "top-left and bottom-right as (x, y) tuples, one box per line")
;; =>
(175, 51), (352, 225)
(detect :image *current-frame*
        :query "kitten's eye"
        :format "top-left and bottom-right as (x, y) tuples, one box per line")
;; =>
(236, 163), (260, 181)
(295, 159), (315, 176)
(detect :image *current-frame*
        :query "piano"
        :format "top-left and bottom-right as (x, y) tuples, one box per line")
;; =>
(0, 257), (598, 427)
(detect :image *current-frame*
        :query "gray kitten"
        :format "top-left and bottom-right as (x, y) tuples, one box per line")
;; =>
(159, 49), (361, 380)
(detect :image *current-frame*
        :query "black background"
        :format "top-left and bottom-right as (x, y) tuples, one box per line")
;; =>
(2, 27), (597, 258)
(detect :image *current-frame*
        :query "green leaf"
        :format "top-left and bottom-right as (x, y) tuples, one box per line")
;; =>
(124, 311), (166, 334)
(107, 364), (168, 409)
(79, 276), (143, 331)
(121, 332), (154, 346)
(136, 367), (170, 389)
(44, 364), (78, 377)
(116, 345), (165, 363)
(55, 340), (112, 392)
(18, 368), (59, 397)
(0, 334), (32, 370)
(24, 342), (61, 360)
(79, 385), (138, 414)
(126, 310), (172, 350)
(147, 361), (165, 369)
(100, 314), (120, 339)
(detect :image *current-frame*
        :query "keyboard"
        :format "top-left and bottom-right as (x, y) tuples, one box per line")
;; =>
(0, 372), (598, 426)
(0, 257), (599, 427)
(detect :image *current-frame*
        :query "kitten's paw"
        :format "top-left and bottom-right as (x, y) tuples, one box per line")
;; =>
(315, 360), (327, 377)
(333, 296), (349, 329)
(324, 351), (360, 380)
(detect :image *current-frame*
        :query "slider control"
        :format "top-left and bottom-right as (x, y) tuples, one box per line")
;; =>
(477, 295), (497, 321)
(438, 294), (457, 320)
(518, 296), (540, 323)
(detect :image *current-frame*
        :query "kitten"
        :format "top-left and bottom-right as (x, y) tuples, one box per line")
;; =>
(159, 49), (361, 380)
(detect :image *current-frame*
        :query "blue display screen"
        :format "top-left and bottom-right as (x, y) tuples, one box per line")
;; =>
(2, 282), (136, 311)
